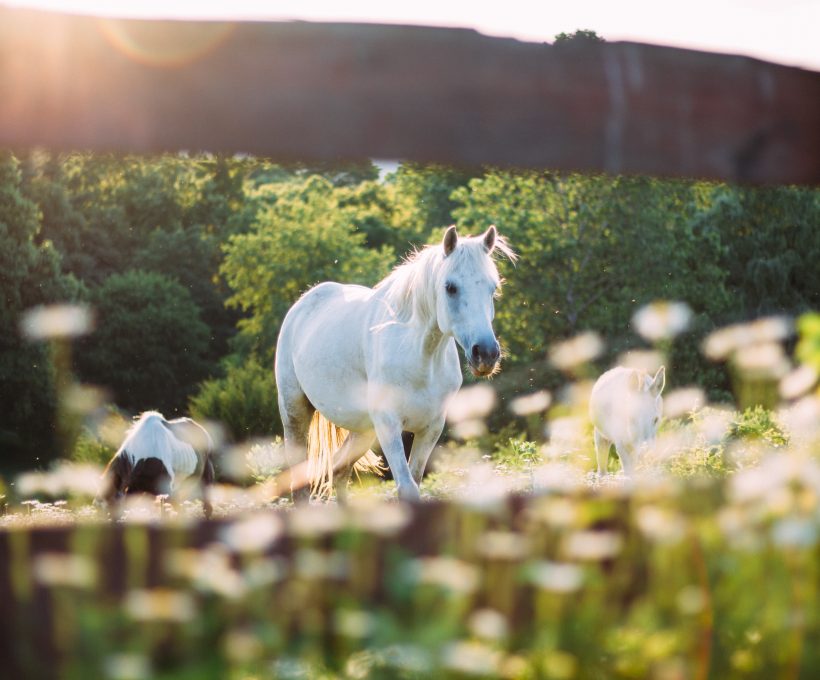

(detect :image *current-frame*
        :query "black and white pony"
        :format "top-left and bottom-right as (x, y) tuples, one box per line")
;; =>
(98, 411), (215, 518)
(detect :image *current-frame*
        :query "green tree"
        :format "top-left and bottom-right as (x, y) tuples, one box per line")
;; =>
(221, 175), (395, 358)
(553, 29), (604, 44)
(385, 163), (482, 252)
(76, 270), (211, 413)
(0, 153), (81, 468)
(701, 184), (820, 317)
(21, 153), (186, 285)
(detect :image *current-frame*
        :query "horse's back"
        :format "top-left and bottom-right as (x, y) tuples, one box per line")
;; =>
(122, 412), (199, 482)
(164, 417), (213, 456)
(590, 367), (640, 434)
(281, 281), (363, 332)
(590, 367), (654, 443)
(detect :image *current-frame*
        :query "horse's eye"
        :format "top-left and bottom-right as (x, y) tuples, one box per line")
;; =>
(445, 282), (458, 296)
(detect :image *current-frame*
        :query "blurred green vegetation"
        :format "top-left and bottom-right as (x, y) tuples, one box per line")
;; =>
(4, 429), (820, 679)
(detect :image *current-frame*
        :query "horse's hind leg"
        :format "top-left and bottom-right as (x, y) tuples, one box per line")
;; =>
(278, 387), (315, 503)
(332, 430), (376, 505)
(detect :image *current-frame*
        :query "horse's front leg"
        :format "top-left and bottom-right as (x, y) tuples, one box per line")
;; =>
(372, 412), (419, 501)
(408, 421), (445, 487)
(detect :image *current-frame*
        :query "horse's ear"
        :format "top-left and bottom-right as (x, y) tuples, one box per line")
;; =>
(650, 366), (666, 396)
(443, 225), (458, 256)
(483, 225), (497, 253)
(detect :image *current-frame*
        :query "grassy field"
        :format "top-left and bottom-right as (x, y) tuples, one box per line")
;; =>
(2, 396), (819, 679)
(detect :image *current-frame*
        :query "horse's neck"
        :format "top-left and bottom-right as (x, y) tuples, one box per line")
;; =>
(421, 320), (451, 360)
(372, 279), (454, 365)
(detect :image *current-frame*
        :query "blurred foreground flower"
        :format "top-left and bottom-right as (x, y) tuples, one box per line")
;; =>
(702, 316), (791, 361)
(61, 384), (107, 416)
(446, 384), (496, 422)
(635, 505), (687, 543)
(103, 653), (150, 680)
(663, 387), (706, 419)
(347, 499), (411, 536)
(632, 301), (692, 343)
(478, 531), (529, 560)
(124, 588), (197, 623)
(543, 417), (587, 459)
(779, 364), (818, 401)
(17, 463), (101, 499)
(778, 395), (820, 441)
(407, 556), (479, 593)
(469, 608), (509, 640)
(442, 640), (503, 676)
(454, 462), (516, 511)
(563, 530), (623, 560)
(527, 560), (584, 593)
(20, 304), (94, 340)
(509, 390), (552, 416)
(733, 342), (790, 380)
(220, 512), (283, 553)
(289, 502), (345, 537)
(224, 629), (264, 663)
(447, 385), (495, 439)
(533, 463), (586, 493)
(549, 332), (604, 372)
(168, 545), (246, 599)
(618, 349), (666, 373)
(34, 553), (96, 588)
(334, 609), (376, 639)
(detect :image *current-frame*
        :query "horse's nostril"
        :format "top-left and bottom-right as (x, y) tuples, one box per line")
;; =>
(471, 344), (481, 362)
(489, 343), (500, 363)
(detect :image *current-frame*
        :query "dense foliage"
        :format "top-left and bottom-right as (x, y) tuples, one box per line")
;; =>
(1, 151), (818, 468)
(0, 154), (81, 467)
(75, 270), (211, 414)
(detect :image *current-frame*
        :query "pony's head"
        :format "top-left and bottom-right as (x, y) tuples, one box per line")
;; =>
(632, 365), (666, 445)
(436, 225), (515, 377)
(379, 224), (514, 376)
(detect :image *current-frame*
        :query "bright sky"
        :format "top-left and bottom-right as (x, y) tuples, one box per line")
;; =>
(6, 0), (820, 70)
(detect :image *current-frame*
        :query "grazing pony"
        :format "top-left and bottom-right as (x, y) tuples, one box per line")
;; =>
(589, 366), (666, 475)
(98, 411), (215, 517)
(274, 225), (515, 501)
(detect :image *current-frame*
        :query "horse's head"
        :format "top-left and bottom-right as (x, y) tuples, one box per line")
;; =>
(437, 225), (514, 377)
(633, 365), (666, 445)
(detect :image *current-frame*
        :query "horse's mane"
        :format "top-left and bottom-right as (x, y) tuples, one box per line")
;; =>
(376, 232), (515, 325)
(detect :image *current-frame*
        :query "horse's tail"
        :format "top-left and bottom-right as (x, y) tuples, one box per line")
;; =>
(306, 411), (384, 499)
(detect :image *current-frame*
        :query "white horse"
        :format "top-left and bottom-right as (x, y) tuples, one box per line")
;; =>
(274, 225), (514, 501)
(98, 411), (215, 517)
(589, 366), (665, 475)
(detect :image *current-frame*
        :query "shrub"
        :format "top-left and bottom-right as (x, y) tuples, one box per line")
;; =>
(189, 356), (281, 442)
(729, 405), (788, 447)
(69, 429), (116, 468)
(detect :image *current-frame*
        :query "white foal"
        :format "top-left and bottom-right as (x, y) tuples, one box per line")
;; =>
(589, 366), (665, 475)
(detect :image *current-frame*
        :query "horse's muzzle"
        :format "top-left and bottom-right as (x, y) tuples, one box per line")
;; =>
(469, 341), (501, 377)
